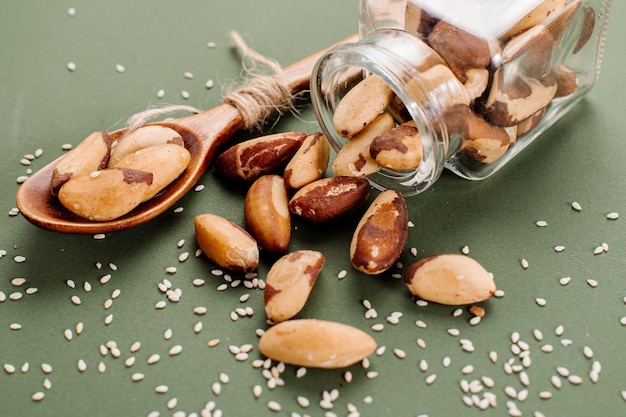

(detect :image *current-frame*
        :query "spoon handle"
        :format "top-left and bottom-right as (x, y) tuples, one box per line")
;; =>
(172, 33), (359, 140)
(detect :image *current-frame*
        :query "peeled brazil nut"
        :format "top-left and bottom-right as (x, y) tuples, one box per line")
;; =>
(369, 122), (423, 171)
(114, 144), (191, 201)
(427, 20), (492, 83)
(332, 112), (394, 177)
(215, 131), (307, 182)
(58, 167), (153, 221)
(109, 125), (183, 167)
(258, 319), (376, 368)
(264, 250), (325, 323)
(404, 254), (496, 305)
(350, 189), (408, 275)
(444, 104), (516, 164)
(288, 176), (371, 223)
(195, 213), (259, 273)
(333, 74), (394, 138)
(244, 175), (291, 254)
(50, 131), (112, 196)
(284, 132), (330, 189)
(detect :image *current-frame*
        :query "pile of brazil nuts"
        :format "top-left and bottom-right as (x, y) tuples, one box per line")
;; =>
(332, 0), (595, 172)
(194, 130), (496, 368)
(50, 125), (190, 221)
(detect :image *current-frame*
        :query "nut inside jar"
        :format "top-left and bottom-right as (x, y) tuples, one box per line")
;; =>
(312, 0), (609, 195)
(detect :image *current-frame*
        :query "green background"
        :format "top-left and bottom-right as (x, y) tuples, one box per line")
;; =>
(1, 1), (625, 416)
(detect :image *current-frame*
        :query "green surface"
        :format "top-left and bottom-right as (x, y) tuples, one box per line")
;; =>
(2, 1), (626, 416)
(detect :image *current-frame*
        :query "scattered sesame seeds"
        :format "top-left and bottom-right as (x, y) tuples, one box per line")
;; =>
(535, 220), (548, 227)
(77, 359), (87, 372)
(554, 245), (565, 252)
(169, 345), (183, 356)
(181, 90), (190, 99)
(147, 354), (160, 365)
(586, 279), (599, 288)
(267, 400), (282, 412)
(41, 363), (52, 374)
(115, 64), (125, 73)
(521, 259), (529, 269)
(32, 392), (45, 401)
(535, 298), (547, 307)
(607, 212), (619, 220)
(156, 89), (165, 98)
(559, 276), (571, 286)
(571, 201), (582, 211)
(70, 295), (81, 305)
(183, 71), (194, 79)
(67, 62), (76, 72)
(461, 245), (470, 255)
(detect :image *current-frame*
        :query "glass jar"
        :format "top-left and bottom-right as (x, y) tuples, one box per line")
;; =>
(311, 0), (612, 195)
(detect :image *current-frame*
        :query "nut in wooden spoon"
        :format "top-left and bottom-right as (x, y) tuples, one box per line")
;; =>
(15, 33), (359, 234)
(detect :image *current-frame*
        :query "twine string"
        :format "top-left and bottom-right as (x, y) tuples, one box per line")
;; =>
(124, 30), (296, 133)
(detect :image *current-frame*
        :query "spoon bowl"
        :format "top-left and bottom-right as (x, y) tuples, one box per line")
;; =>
(16, 34), (358, 234)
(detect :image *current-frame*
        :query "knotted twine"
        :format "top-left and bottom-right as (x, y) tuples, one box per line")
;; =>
(124, 30), (297, 136)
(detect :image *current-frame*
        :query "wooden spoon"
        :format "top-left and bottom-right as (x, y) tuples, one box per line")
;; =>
(16, 34), (358, 234)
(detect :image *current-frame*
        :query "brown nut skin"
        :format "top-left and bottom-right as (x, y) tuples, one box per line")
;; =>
(109, 125), (183, 167)
(350, 189), (408, 275)
(114, 144), (191, 202)
(58, 167), (153, 221)
(244, 175), (291, 254)
(264, 250), (325, 323)
(503, 0), (567, 39)
(444, 104), (515, 164)
(404, 2), (438, 40)
(332, 113), (394, 177)
(427, 20), (491, 83)
(404, 254), (496, 305)
(51, 131), (112, 196)
(554, 65), (578, 98)
(288, 176), (371, 223)
(215, 132), (307, 182)
(369, 123), (423, 171)
(195, 213), (259, 274)
(284, 132), (330, 189)
(573, 6), (595, 54)
(258, 319), (377, 369)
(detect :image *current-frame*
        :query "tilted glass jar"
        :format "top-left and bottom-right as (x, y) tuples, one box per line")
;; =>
(311, 0), (612, 195)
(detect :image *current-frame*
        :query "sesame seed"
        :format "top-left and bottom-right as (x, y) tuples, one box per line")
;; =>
(535, 220), (548, 227)
(416, 338), (426, 349)
(461, 245), (470, 255)
(178, 252), (189, 262)
(535, 298), (547, 306)
(542, 344), (554, 353)
(194, 184), (205, 192)
(607, 212), (619, 220)
(9, 291), (23, 301)
(554, 245), (565, 252)
(4, 364), (16, 374)
(131, 373), (144, 382)
(571, 201), (582, 211)
(155, 301), (167, 309)
(67, 7), (76, 16)
(184, 71), (194, 79)
(77, 359), (87, 372)
(267, 400), (281, 411)
(70, 295), (81, 305)
(393, 348), (406, 359)
(208, 339), (220, 347)
(32, 392), (45, 401)
(192, 279), (205, 286)
(425, 374), (437, 385)
(338, 269), (348, 279)
(93, 233), (106, 240)
(21, 362), (29, 373)
(147, 354), (160, 365)
(568, 375), (583, 385)
(205, 79), (215, 89)
(371, 323), (384, 332)
(124, 357), (136, 367)
(181, 90), (190, 99)
(586, 279), (598, 288)
(67, 62), (76, 72)
(155, 385), (169, 394)
(583, 346), (594, 359)
(169, 345), (182, 356)
(104, 314), (113, 325)
(448, 328), (460, 337)
(443, 356), (452, 367)
(620, 316), (626, 326)
(207, 41), (217, 48)
(521, 259), (529, 269)
(559, 276), (571, 286)
(115, 64), (125, 73)
(539, 391), (553, 399)
(212, 382), (221, 395)
(167, 398), (178, 409)
(555, 325), (565, 336)
(194, 322), (203, 333)
(194, 306), (207, 315)
(41, 363), (52, 374)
